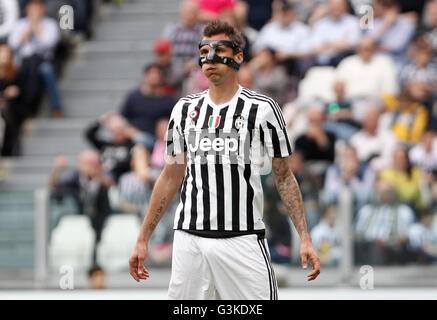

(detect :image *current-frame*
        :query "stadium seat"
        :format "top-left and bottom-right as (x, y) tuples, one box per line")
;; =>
(48, 214), (95, 272)
(96, 214), (141, 271)
(297, 66), (336, 103)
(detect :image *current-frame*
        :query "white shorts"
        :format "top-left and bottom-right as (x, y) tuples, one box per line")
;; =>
(168, 230), (278, 300)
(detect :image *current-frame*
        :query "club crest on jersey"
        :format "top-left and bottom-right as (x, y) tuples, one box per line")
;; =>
(189, 109), (199, 119)
(234, 115), (245, 129)
(208, 115), (221, 128)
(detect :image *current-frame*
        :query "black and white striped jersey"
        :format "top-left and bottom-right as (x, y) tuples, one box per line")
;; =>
(165, 85), (292, 236)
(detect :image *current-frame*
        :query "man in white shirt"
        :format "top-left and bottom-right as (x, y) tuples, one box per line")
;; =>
(0, 0), (19, 41)
(350, 106), (398, 172)
(8, 0), (63, 118)
(335, 36), (399, 102)
(252, 2), (310, 58)
(366, 0), (416, 65)
(309, 0), (362, 66)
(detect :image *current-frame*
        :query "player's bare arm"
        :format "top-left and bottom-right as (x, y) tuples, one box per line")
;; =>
(129, 154), (187, 282)
(271, 157), (321, 281)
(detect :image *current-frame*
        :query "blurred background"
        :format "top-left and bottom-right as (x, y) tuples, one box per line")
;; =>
(0, 0), (436, 298)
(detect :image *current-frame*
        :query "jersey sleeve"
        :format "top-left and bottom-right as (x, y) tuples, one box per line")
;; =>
(260, 101), (293, 158)
(165, 100), (187, 156)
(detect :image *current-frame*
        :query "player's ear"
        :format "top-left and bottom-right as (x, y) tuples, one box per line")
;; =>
(235, 51), (243, 64)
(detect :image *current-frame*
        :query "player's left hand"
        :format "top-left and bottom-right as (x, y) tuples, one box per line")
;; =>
(300, 240), (321, 281)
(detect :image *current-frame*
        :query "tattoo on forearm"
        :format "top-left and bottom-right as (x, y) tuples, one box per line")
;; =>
(148, 196), (167, 232)
(272, 158), (309, 238)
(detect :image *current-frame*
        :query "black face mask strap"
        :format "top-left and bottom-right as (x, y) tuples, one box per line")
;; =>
(198, 40), (242, 71)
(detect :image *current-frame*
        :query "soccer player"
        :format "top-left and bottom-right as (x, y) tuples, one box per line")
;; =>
(129, 20), (320, 300)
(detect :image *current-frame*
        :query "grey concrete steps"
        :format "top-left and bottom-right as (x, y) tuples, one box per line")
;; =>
(62, 59), (149, 80)
(24, 118), (90, 137)
(95, 21), (169, 41)
(62, 94), (125, 118)
(64, 101), (121, 118)
(2, 159), (76, 176)
(22, 136), (89, 156)
(0, 174), (48, 192)
(60, 78), (138, 91)
(102, 1), (180, 17)
(104, 11), (178, 22)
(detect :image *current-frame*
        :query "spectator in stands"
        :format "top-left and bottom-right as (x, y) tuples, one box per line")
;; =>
(220, 9), (254, 62)
(232, 1), (259, 52)
(44, 0), (97, 40)
(382, 89), (428, 145)
(8, 0), (63, 118)
(70, 0), (96, 39)
(355, 180), (415, 265)
(409, 130), (437, 175)
(380, 145), (428, 210)
(294, 106), (336, 163)
(49, 151), (113, 261)
(322, 145), (376, 210)
(120, 64), (175, 152)
(117, 120), (176, 264)
(238, 0), (273, 31)
(309, 0), (361, 66)
(367, 0), (417, 65)
(262, 172), (292, 264)
(399, 37), (437, 107)
(350, 106), (398, 172)
(237, 63), (254, 89)
(184, 65), (210, 95)
(194, 0), (236, 22)
(311, 205), (342, 267)
(289, 150), (324, 229)
(117, 145), (152, 215)
(88, 264), (106, 290)
(85, 112), (138, 183)
(335, 36), (399, 109)
(417, 0), (437, 57)
(153, 38), (185, 98)
(0, 0), (19, 42)
(248, 48), (289, 106)
(0, 44), (25, 156)
(252, 2), (310, 59)
(162, 1), (204, 69)
(323, 81), (361, 141)
(408, 208), (437, 263)
(117, 119), (173, 214)
(293, 0), (330, 25)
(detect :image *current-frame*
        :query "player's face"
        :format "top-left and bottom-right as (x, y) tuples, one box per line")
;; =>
(199, 34), (242, 85)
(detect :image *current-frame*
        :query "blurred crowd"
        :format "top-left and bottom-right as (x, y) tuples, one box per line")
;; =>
(0, 0), (100, 157)
(37, 0), (437, 268)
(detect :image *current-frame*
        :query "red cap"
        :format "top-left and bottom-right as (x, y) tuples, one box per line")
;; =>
(154, 39), (172, 54)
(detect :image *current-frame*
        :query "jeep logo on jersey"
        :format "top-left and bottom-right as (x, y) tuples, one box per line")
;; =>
(208, 115), (221, 128)
(187, 130), (238, 155)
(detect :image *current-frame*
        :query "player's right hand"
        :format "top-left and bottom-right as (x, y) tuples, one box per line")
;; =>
(129, 241), (150, 282)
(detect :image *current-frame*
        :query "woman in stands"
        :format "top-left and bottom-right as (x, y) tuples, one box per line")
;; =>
(0, 44), (25, 156)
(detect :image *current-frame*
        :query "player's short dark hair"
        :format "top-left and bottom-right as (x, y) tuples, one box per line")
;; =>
(88, 264), (104, 277)
(202, 20), (244, 53)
